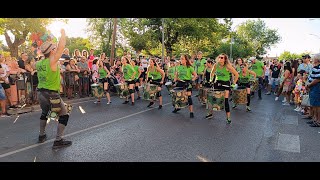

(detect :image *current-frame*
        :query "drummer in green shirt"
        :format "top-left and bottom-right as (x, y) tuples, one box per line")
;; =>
(208, 53), (239, 124)
(249, 56), (265, 100)
(194, 51), (207, 90)
(173, 54), (198, 118)
(121, 56), (136, 105)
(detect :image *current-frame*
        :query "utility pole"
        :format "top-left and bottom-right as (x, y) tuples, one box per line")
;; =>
(110, 18), (117, 66)
(162, 18), (165, 64)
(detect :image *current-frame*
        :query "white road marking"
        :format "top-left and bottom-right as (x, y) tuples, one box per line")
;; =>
(197, 155), (211, 162)
(0, 101), (174, 158)
(78, 106), (86, 114)
(13, 116), (20, 124)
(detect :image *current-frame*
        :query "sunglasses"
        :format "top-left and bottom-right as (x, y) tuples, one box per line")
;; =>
(219, 56), (225, 59)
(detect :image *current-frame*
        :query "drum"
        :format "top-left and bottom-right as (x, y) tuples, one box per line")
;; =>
(207, 89), (225, 111)
(115, 83), (129, 98)
(143, 83), (158, 101)
(232, 86), (247, 105)
(91, 83), (104, 98)
(250, 79), (259, 92)
(198, 87), (210, 105)
(165, 81), (174, 95)
(171, 87), (188, 109)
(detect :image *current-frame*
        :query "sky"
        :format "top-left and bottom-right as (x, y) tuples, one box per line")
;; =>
(2, 18), (320, 57)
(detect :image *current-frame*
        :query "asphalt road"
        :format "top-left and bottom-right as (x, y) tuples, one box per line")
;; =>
(0, 88), (319, 162)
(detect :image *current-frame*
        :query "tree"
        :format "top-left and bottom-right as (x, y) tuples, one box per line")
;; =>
(144, 18), (225, 57)
(65, 37), (93, 56)
(236, 19), (281, 57)
(279, 51), (305, 61)
(86, 18), (114, 56)
(0, 18), (53, 58)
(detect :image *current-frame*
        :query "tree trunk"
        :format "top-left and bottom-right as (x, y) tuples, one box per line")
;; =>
(110, 18), (117, 66)
(4, 31), (26, 58)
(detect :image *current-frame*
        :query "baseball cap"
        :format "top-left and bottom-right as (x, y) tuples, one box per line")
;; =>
(40, 41), (57, 55)
(302, 54), (311, 59)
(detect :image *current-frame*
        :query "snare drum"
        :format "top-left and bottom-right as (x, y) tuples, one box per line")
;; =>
(198, 87), (210, 105)
(165, 81), (173, 94)
(91, 83), (104, 98)
(232, 86), (247, 105)
(171, 87), (189, 109)
(207, 89), (225, 111)
(250, 79), (259, 92)
(143, 83), (158, 101)
(115, 83), (129, 98)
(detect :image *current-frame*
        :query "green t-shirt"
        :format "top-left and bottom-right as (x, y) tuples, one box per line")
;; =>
(215, 64), (230, 82)
(148, 67), (162, 80)
(36, 58), (60, 92)
(98, 67), (107, 78)
(195, 58), (207, 75)
(177, 65), (195, 81)
(168, 66), (176, 80)
(122, 64), (135, 80)
(239, 71), (250, 84)
(251, 60), (264, 77)
(134, 66), (140, 80)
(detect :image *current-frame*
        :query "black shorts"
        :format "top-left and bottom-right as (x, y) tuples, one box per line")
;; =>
(1, 83), (10, 90)
(214, 80), (231, 91)
(148, 79), (162, 87)
(238, 82), (251, 89)
(176, 80), (192, 91)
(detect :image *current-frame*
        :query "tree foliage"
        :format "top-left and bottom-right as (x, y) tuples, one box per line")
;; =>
(0, 18), (54, 58)
(237, 19), (281, 57)
(66, 37), (93, 56)
(86, 18), (114, 56)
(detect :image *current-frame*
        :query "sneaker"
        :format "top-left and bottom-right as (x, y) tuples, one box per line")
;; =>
(310, 122), (320, 127)
(246, 106), (251, 112)
(295, 107), (302, 112)
(137, 96), (141, 100)
(282, 98), (287, 103)
(275, 97), (279, 101)
(265, 92), (271, 95)
(172, 108), (181, 113)
(52, 139), (72, 149)
(195, 95), (199, 97)
(190, 112), (194, 118)
(282, 102), (290, 106)
(274, 92), (277, 95)
(38, 134), (47, 143)
(147, 102), (154, 108)
(1, 113), (11, 118)
(131, 102), (135, 106)
(232, 104), (237, 109)
(158, 105), (162, 109)
(205, 114), (213, 119)
(122, 101), (129, 104)
(306, 120), (315, 124)
(226, 118), (231, 124)
(94, 101), (101, 104)
(107, 101), (112, 104)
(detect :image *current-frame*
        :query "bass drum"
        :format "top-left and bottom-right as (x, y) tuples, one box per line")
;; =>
(143, 83), (158, 101)
(198, 87), (210, 105)
(232, 86), (247, 105)
(114, 83), (129, 98)
(171, 87), (188, 109)
(207, 89), (225, 111)
(91, 83), (104, 98)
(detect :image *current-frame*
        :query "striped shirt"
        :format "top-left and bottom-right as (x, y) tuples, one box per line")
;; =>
(308, 64), (320, 83)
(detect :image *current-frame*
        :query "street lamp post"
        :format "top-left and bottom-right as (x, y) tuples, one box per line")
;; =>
(229, 24), (239, 63)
